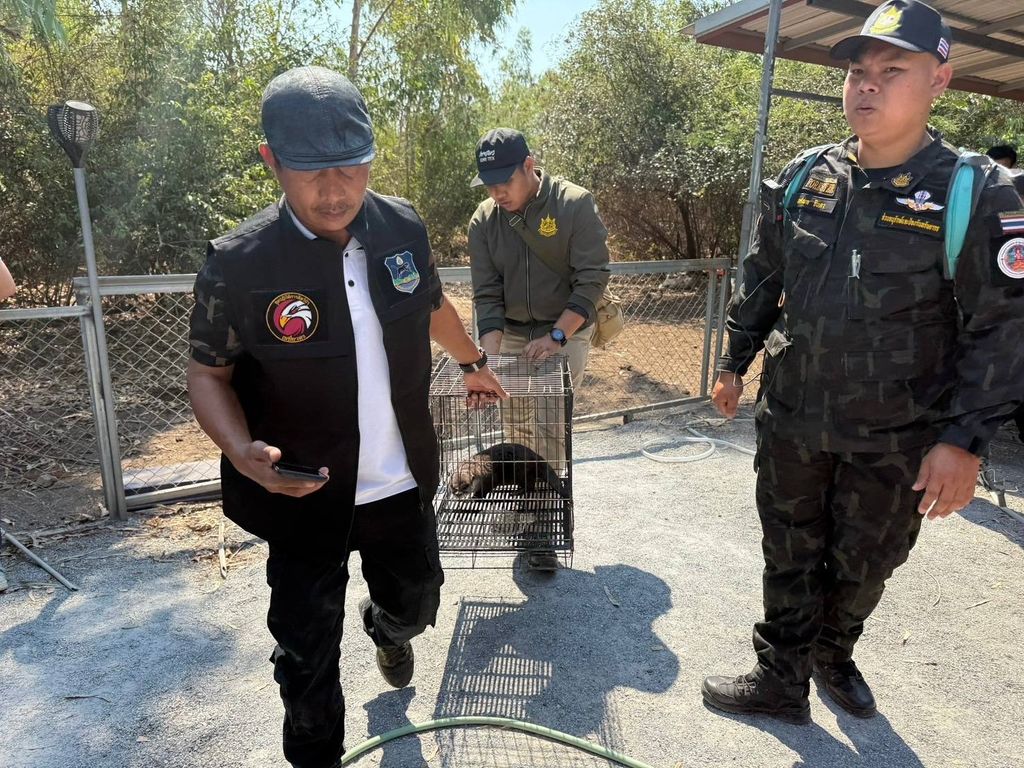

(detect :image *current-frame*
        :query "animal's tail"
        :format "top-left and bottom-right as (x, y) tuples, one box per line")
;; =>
(541, 461), (569, 499)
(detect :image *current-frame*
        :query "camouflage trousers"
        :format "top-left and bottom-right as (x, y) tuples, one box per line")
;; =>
(752, 428), (928, 685)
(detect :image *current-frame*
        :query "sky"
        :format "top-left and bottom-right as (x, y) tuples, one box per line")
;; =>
(479, 0), (599, 82)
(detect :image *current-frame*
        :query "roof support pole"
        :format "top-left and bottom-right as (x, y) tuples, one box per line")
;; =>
(737, 0), (784, 269)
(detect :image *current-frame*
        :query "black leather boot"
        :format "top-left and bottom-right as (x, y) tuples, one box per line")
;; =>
(702, 668), (811, 724)
(813, 658), (877, 718)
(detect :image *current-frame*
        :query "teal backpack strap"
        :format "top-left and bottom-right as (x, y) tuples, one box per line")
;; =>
(783, 144), (834, 225)
(944, 151), (994, 280)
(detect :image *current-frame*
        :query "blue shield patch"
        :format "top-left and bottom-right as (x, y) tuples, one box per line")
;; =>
(384, 251), (420, 294)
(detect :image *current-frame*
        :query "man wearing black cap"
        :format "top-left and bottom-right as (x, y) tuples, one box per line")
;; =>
(187, 66), (507, 768)
(467, 128), (611, 571)
(703, 0), (1024, 723)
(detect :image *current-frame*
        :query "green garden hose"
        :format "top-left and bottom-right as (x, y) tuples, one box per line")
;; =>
(340, 715), (659, 767)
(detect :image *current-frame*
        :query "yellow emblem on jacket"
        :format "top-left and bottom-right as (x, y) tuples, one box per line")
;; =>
(870, 6), (902, 35)
(539, 215), (558, 237)
(891, 172), (913, 189)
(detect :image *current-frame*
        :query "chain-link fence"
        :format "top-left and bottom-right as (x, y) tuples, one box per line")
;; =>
(2, 262), (728, 524)
(580, 260), (729, 418)
(0, 307), (106, 529)
(74, 277), (222, 509)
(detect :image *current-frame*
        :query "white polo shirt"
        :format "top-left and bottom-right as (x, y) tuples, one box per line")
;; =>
(288, 205), (418, 505)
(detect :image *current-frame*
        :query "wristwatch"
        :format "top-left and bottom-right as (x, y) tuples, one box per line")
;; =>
(458, 348), (488, 373)
(549, 328), (567, 347)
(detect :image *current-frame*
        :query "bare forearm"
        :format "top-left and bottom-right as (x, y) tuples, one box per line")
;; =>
(479, 330), (503, 355)
(430, 295), (480, 364)
(186, 359), (252, 465)
(556, 309), (586, 339)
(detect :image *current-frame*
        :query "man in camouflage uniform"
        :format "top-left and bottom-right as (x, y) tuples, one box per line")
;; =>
(703, 0), (1024, 723)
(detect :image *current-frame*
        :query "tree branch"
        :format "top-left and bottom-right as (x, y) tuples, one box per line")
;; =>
(354, 0), (399, 71)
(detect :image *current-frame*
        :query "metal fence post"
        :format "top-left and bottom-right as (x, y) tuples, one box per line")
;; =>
(699, 266), (718, 398)
(78, 310), (124, 517)
(713, 268), (732, 379)
(737, 0), (784, 269)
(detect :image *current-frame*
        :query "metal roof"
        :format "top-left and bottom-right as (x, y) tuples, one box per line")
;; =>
(687, 0), (1024, 103)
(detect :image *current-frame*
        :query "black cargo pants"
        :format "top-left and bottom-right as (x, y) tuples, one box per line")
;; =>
(264, 488), (444, 768)
(752, 429), (928, 685)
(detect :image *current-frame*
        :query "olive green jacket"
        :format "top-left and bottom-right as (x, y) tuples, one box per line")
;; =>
(468, 169), (611, 337)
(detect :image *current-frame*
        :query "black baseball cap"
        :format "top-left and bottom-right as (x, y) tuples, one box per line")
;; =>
(830, 0), (952, 64)
(471, 128), (531, 187)
(261, 66), (376, 171)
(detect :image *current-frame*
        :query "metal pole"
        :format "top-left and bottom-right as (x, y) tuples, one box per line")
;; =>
(713, 268), (731, 377)
(737, 0), (784, 269)
(700, 267), (718, 398)
(73, 168), (127, 519)
(78, 312), (119, 515)
(1, 528), (80, 591)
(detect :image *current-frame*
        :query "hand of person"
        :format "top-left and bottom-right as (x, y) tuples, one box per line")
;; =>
(464, 366), (509, 410)
(235, 441), (330, 497)
(712, 371), (743, 419)
(912, 442), (980, 519)
(522, 335), (563, 362)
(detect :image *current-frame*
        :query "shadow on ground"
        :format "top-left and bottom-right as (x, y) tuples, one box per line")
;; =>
(420, 560), (679, 767)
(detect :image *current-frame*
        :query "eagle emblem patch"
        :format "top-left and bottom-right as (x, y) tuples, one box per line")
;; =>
(266, 292), (319, 344)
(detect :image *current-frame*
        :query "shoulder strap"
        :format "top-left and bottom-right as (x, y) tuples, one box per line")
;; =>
(943, 151), (994, 280)
(505, 211), (572, 281)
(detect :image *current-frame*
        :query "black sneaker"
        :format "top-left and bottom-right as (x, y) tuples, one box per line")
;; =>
(527, 550), (559, 572)
(813, 659), (876, 718)
(702, 670), (811, 724)
(376, 642), (414, 689)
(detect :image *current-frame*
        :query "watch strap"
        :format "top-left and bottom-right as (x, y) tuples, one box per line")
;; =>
(458, 348), (488, 373)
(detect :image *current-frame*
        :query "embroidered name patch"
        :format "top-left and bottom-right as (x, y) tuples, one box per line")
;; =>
(802, 175), (838, 198)
(997, 237), (1024, 279)
(997, 211), (1024, 235)
(266, 292), (319, 343)
(795, 194), (838, 215)
(877, 211), (942, 237)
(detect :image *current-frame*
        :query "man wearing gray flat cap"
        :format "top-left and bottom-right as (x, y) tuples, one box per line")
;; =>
(187, 65), (507, 768)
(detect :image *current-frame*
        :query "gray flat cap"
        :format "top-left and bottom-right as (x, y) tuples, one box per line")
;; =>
(261, 66), (375, 170)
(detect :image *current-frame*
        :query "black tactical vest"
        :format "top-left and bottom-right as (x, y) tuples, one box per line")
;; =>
(209, 192), (439, 549)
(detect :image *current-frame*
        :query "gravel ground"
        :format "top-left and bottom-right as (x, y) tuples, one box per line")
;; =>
(1, 403), (1022, 768)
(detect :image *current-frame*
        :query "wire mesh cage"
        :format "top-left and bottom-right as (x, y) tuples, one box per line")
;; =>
(430, 354), (574, 565)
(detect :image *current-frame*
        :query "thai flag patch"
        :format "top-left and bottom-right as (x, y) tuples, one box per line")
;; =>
(998, 211), (1024, 235)
(937, 38), (949, 58)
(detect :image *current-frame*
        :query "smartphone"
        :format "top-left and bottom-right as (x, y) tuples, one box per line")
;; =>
(272, 462), (328, 482)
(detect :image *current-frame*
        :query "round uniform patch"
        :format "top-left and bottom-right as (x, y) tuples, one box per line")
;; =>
(997, 238), (1024, 280)
(266, 292), (319, 343)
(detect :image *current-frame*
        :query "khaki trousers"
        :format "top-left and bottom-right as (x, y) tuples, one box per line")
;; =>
(498, 325), (593, 465)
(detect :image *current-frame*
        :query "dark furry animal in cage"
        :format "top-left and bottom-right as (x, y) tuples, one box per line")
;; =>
(448, 442), (568, 500)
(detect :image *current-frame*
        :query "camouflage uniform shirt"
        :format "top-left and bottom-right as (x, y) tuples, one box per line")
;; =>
(721, 131), (1024, 454)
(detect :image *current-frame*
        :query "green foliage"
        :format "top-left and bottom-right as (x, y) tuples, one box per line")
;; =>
(4, 0), (1024, 304)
